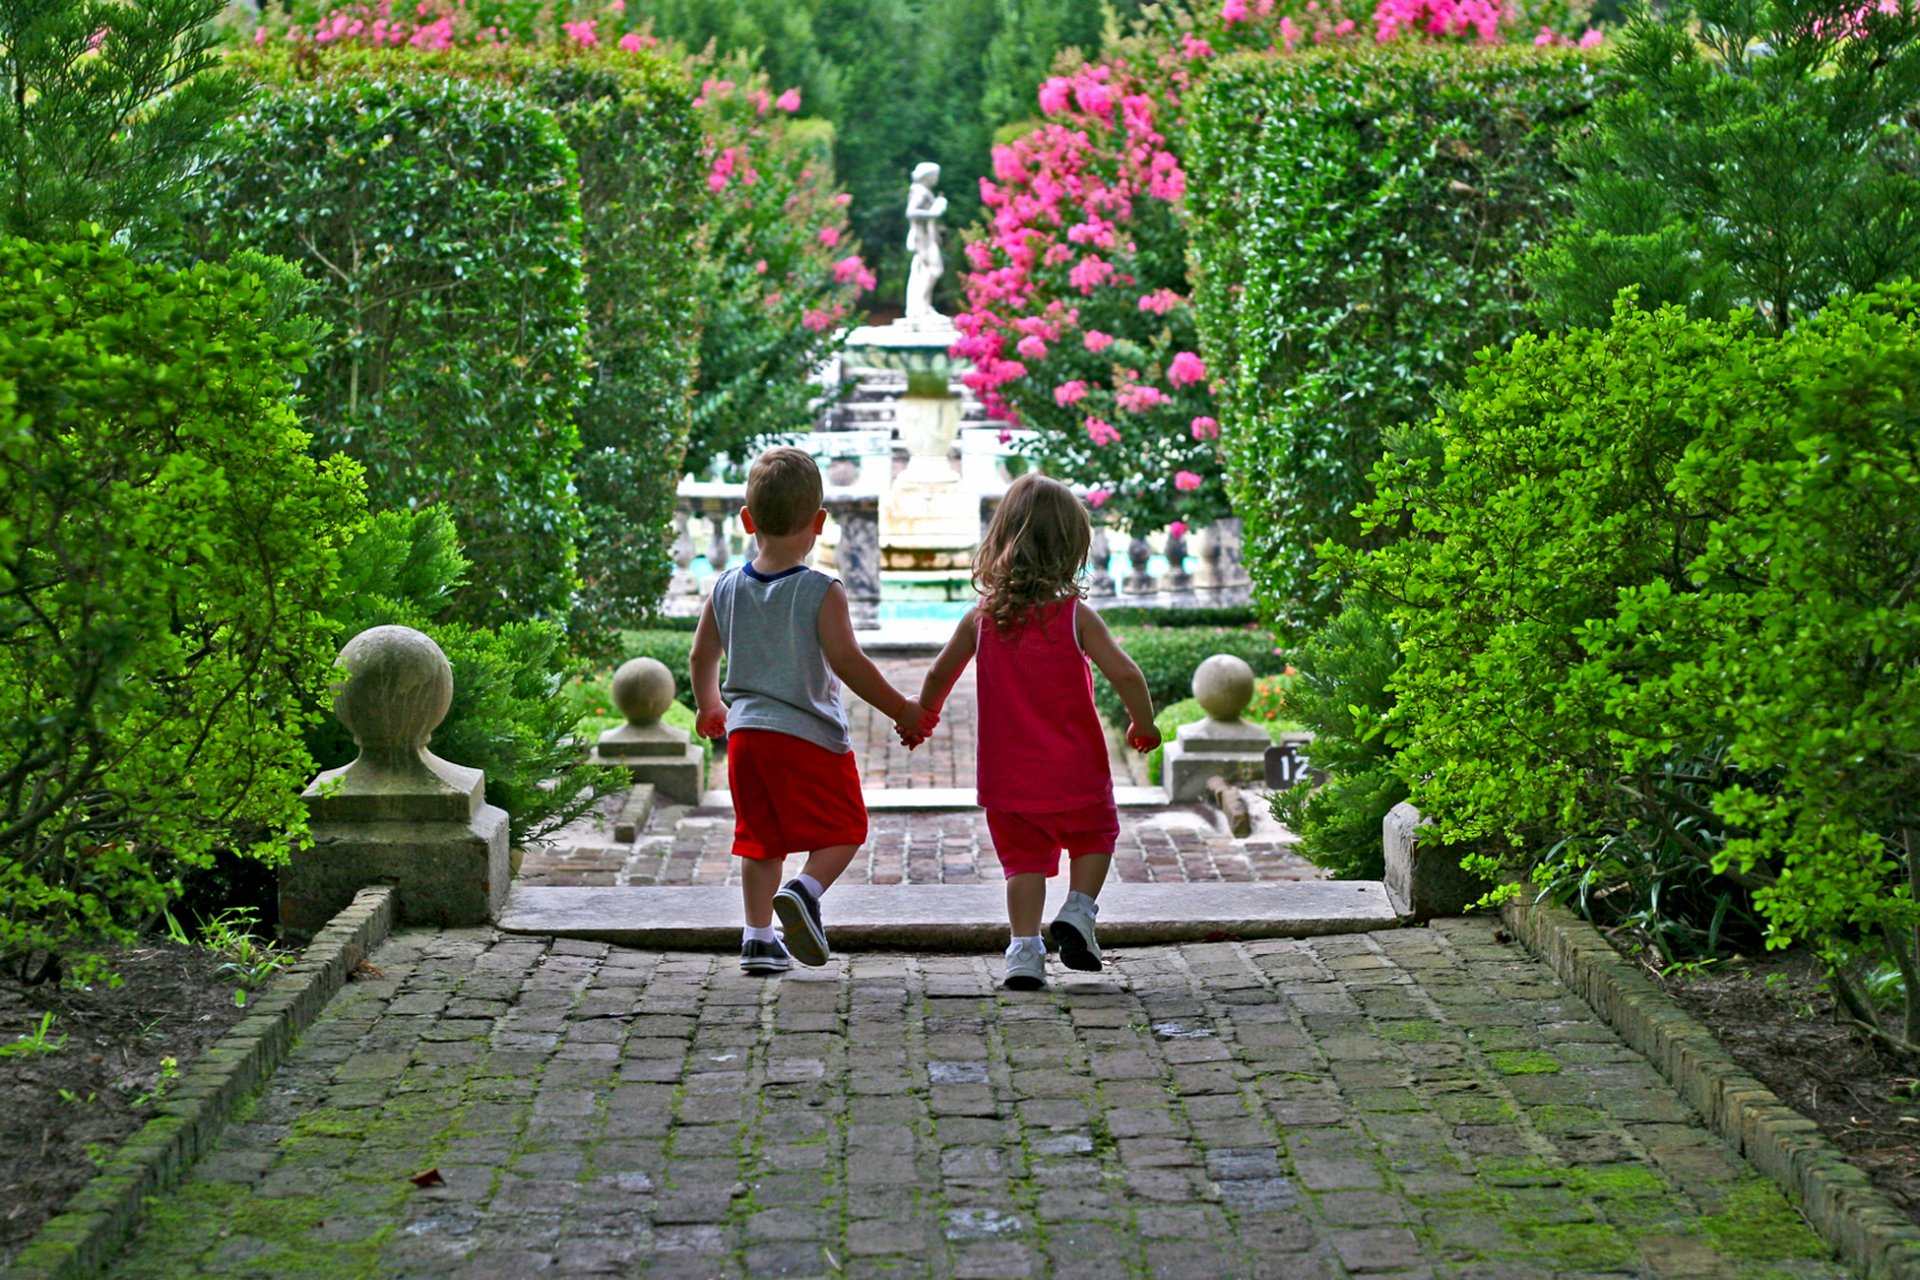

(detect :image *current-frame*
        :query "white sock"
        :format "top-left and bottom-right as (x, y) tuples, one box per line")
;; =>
(1006, 935), (1045, 957)
(796, 873), (825, 899)
(744, 925), (778, 944)
(1066, 890), (1099, 915)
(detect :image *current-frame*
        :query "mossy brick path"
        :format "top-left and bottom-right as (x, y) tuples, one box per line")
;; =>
(101, 920), (1851, 1279)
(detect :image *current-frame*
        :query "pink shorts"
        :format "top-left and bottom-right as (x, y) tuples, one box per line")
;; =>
(985, 801), (1120, 877)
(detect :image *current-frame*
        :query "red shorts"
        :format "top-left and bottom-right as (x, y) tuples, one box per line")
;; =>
(728, 729), (868, 861)
(985, 801), (1120, 877)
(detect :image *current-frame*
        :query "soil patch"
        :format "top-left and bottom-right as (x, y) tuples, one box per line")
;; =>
(0, 942), (256, 1265)
(1612, 933), (1920, 1227)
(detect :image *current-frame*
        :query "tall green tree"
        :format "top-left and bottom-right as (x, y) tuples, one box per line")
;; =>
(0, 0), (246, 255)
(1527, 0), (1920, 333)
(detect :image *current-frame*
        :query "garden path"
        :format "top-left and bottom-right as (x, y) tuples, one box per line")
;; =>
(98, 921), (1853, 1279)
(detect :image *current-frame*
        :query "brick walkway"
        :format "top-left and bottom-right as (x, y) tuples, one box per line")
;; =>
(104, 921), (1849, 1279)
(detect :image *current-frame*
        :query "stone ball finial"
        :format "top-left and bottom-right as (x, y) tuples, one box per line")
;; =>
(611, 657), (676, 727)
(1193, 653), (1255, 722)
(332, 625), (454, 764)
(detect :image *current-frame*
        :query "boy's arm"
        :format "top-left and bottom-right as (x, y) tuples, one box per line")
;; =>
(817, 582), (939, 739)
(690, 598), (728, 739)
(918, 608), (979, 716)
(1076, 601), (1160, 752)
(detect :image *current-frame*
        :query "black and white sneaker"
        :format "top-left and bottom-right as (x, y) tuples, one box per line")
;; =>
(772, 879), (830, 966)
(739, 937), (792, 974)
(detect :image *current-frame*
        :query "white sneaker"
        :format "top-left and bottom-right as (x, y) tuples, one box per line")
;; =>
(1050, 895), (1103, 972)
(1002, 943), (1047, 991)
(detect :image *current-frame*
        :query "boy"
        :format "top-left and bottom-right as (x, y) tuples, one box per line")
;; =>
(691, 447), (937, 974)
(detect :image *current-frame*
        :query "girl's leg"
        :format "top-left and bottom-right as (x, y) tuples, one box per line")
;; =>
(798, 843), (859, 890)
(741, 856), (786, 928)
(1006, 872), (1048, 938)
(1067, 853), (1112, 901)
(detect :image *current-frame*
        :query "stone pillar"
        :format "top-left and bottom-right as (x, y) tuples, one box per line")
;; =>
(1213, 516), (1249, 589)
(283, 626), (509, 938)
(825, 491), (881, 630)
(588, 657), (704, 805)
(979, 491), (1005, 547)
(1122, 535), (1157, 595)
(669, 508), (699, 604)
(1163, 525), (1193, 594)
(705, 513), (731, 577)
(1384, 801), (1483, 920)
(1088, 526), (1116, 598)
(1159, 653), (1272, 802)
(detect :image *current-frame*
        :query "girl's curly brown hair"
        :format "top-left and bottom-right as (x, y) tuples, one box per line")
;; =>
(973, 473), (1090, 635)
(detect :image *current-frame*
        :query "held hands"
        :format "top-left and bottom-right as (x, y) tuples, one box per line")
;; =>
(694, 702), (728, 740)
(1126, 720), (1162, 754)
(893, 699), (940, 750)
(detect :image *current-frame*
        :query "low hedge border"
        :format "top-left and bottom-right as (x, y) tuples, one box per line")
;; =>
(1501, 897), (1920, 1280)
(7, 886), (397, 1280)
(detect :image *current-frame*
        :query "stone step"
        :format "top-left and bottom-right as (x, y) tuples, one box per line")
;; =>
(495, 881), (1400, 949)
(694, 785), (1169, 811)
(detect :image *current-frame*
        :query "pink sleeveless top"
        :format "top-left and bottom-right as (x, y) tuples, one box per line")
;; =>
(975, 599), (1114, 813)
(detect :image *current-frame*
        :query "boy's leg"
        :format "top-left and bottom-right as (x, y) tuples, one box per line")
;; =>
(742, 856), (786, 929)
(798, 842), (859, 891)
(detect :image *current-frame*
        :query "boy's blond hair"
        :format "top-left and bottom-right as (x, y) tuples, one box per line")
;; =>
(746, 447), (824, 538)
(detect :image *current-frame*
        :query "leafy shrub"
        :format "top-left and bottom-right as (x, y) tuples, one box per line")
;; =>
(1098, 624), (1292, 730)
(0, 0), (247, 255)
(1186, 44), (1610, 629)
(1340, 289), (1920, 1046)
(0, 236), (366, 983)
(1526, 0), (1920, 334)
(308, 510), (616, 847)
(1266, 595), (1407, 881)
(236, 42), (707, 639)
(194, 73), (589, 629)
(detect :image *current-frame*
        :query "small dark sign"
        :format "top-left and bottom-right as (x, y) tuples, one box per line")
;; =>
(1265, 741), (1313, 789)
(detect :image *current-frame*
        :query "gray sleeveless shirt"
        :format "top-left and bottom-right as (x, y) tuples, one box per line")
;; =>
(710, 564), (850, 754)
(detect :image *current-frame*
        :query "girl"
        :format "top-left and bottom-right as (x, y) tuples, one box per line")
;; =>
(914, 473), (1160, 990)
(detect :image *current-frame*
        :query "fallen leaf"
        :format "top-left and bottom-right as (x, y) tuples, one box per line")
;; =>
(409, 1168), (445, 1188)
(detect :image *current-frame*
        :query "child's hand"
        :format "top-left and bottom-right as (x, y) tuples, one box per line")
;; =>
(695, 703), (729, 740)
(893, 699), (938, 744)
(1126, 720), (1162, 753)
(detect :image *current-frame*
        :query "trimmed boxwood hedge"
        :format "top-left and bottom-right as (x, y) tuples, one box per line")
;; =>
(195, 71), (590, 630)
(1187, 45), (1612, 631)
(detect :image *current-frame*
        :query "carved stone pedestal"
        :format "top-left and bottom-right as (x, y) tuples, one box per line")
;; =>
(1160, 654), (1271, 802)
(588, 657), (704, 805)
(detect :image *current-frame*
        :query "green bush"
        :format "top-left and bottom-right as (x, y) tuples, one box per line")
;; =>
(308, 510), (617, 848)
(1526, 0), (1920, 334)
(0, 236), (366, 983)
(1340, 288), (1920, 1045)
(1186, 45), (1610, 630)
(1098, 624), (1291, 731)
(1266, 595), (1407, 881)
(194, 73), (589, 629)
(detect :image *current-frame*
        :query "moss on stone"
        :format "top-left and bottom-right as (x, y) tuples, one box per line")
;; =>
(1377, 1020), (1450, 1042)
(1486, 1050), (1562, 1075)
(1696, 1182), (1831, 1261)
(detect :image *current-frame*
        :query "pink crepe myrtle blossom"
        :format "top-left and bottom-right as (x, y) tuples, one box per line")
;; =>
(1086, 416), (1122, 447)
(1168, 520), (1188, 539)
(1054, 380), (1090, 406)
(1016, 334), (1049, 360)
(1174, 471), (1204, 492)
(1139, 288), (1183, 316)
(802, 307), (844, 334)
(1038, 76), (1073, 115)
(562, 18), (597, 46)
(1115, 383), (1170, 413)
(618, 31), (654, 52)
(776, 88), (802, 112)
(1182, 33), (1216, 58)
(1083, 330), (1115, 353)
(1086, 488), (1113, 508)
(1167, 351), (1208, 386)
(1222, 0), (1254, 21)
(707, 148), (737, 193)
(749, 88), (771, 115)
(816, 226), (841, 248)
(1069, 256), (1116, 292)
(832, 255), (878, 291)
(1190, 415), (1220, 440)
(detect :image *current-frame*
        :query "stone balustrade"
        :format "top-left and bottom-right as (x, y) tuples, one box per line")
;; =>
(670, 484), (882, 630)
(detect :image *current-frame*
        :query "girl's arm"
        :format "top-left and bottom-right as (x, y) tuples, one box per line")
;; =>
(690, 598), (727, 739)
(1076, 601), (1161, 752)
(817, 582), (938, 741)
(918, 607), (979, 718)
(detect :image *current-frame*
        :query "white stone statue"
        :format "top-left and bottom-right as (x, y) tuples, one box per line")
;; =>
(903, 161), (948, 324)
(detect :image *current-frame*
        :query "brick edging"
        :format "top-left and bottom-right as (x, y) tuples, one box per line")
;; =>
(1502, 898), (1920, 1280)
(4, 886), (396, 1280)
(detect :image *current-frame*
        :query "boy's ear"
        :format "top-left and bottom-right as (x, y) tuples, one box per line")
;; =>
(740, 507), (757, 536)
(812, 509), (827, 534)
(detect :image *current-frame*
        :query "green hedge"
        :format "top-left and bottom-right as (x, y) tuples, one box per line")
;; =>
(1098, 624), (1292, 731)
(0, 236), (366, 981)
(1187, 45), (1610, 630)
(196, 72), (589, 629)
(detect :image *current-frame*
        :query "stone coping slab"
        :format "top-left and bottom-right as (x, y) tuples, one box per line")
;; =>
(496, 880), (1397, 949)
(5, 886), (396, 1280)
(696, 785), (1170, 812)
(1504, 896), (1920, 1280)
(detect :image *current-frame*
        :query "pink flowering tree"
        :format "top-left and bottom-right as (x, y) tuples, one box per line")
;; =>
(682, 55), (874, 476)
(953, 1), (1596, 537)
